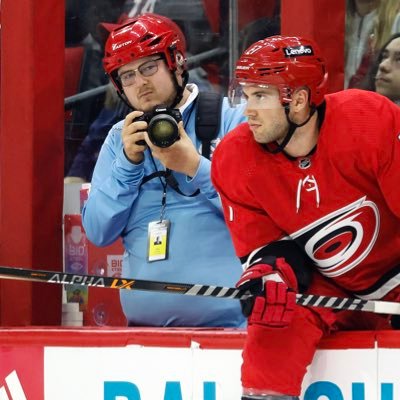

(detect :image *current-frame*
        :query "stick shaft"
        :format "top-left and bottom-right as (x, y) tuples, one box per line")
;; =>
(0, 266), (243, 299)
(0, 266), (399, 315)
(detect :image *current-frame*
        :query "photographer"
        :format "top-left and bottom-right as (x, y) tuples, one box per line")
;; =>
(82, 13), (246, 327)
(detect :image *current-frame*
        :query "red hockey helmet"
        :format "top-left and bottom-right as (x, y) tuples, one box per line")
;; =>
(230, 35), (328, 107)
(103, 13), (187, 92)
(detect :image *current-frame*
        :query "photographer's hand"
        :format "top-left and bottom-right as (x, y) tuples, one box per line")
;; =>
(122, 111), (148, 164)
(145, 122), (201, 176)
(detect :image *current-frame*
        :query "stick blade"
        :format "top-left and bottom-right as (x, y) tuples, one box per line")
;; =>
(372, 300), (400, 316)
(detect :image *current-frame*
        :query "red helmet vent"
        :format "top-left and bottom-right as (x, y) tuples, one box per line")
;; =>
(259, 66), (286, 75)
(140, 34), (155, 43)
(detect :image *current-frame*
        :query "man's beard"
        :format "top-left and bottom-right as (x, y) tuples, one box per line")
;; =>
(137, 87), (178, 112)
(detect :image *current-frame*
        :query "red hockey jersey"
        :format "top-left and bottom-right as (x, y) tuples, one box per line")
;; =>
(212, 89), (400, 300)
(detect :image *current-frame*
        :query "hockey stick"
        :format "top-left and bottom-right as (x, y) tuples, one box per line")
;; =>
(0, 265), (399, 315)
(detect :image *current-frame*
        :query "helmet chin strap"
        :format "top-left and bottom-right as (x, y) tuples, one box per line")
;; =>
(170, 69), (189, 108)
(117, 90), (135, 111)
(266, 105), (316, 154)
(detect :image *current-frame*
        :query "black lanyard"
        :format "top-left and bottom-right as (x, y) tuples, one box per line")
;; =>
(140, 164), (200, 198)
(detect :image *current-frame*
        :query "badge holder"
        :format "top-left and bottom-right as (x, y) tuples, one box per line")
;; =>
(147, 189), (170, 262)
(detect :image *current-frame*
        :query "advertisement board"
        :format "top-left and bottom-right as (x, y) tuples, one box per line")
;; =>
(1, 330), (399, 400)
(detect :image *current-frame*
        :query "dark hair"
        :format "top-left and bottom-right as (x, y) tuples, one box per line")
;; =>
(361, 32), (400, 91)
(376, 32), (400, 63)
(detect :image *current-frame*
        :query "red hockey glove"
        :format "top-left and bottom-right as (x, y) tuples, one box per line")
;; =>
(236, 257), (298, 328)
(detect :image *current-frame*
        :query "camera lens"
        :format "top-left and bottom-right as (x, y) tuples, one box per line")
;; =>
(148, 114), (179, 147)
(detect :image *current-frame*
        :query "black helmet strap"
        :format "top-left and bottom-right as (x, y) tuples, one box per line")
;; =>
(266, 105), (316, 154)
(117, 90), (134, 111)
(170, 69), (189, 108)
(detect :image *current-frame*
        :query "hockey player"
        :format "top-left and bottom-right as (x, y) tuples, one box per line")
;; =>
(211, 35), (400, 399)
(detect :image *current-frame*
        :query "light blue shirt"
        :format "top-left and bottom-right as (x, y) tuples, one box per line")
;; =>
(82, 85), (247, 327)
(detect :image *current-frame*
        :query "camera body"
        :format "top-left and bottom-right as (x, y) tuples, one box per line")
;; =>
(135, 104), (182, 148)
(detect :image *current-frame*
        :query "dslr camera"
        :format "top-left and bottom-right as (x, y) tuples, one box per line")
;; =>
(135, 104), (182, 148)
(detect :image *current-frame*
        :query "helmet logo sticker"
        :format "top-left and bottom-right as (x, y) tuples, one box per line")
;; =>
(298, 157), (311, 169)
(284, 45), (314, 57)
(112, 40), (133, 51)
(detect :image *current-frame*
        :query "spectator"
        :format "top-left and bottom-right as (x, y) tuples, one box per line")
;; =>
(82, 14), (247, 327)
(362, 33), (400, 103)
(375, 33), (400, 102)
(345, 0), (380, 88)
(211, 35), (400, 399)
(350, 0), (400, 88)
(371, 0), (400, 52)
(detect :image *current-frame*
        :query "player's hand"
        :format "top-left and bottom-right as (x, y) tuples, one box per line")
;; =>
(121, 111), (148, 164)
(144, 121), (201, 177)
(236, 257), (297, 328)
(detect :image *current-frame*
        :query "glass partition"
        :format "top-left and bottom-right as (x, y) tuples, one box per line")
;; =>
(64, 0), (281, 182)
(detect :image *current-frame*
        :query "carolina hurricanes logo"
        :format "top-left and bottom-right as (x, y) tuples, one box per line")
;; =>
(290, 197), (380, 277)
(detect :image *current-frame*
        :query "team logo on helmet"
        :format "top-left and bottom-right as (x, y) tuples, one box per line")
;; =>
(284, 45), (314, 57)
(290, 197), (379, 277)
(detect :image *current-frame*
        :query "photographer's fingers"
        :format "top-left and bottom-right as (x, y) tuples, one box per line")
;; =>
(143, 132), (156, 151)
(177, 121), (192, 142)
(122, 112), (147, 137)
(122, 111), (148, 163)
(149, 132), (200, 176)
(123, 111), (143, 128)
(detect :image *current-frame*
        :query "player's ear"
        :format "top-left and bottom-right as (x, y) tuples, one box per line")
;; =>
(291, 87), (309, 112)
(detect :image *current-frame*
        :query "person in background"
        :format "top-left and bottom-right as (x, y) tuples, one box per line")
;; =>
(360, 33), (400, 104)
(371, 0), (400, 51)
(211, 35), (400, 399)
(375, 33), (400, 102)
(82, 13), (246, 327)
(345, 0), (380, 88)
(348, 0), (400, 88)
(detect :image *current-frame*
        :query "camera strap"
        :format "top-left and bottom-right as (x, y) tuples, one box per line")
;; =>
(195, 91), (223, 159)
(140, 169), (200, 198)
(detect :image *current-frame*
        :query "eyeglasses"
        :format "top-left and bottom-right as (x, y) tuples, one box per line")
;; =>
(117, 57), (164, 87)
